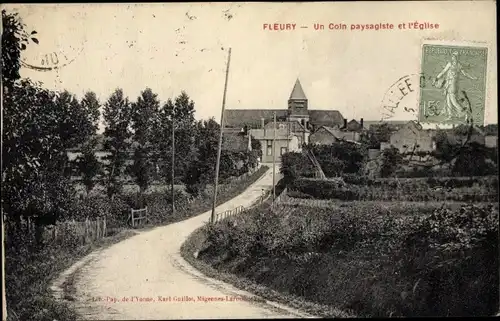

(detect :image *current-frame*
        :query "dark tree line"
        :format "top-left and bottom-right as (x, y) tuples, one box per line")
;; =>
(2, 9), (260, 226)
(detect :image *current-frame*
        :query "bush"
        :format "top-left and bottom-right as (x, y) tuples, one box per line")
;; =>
(289, 177), (498, 202)
(196, 202), (499, 317)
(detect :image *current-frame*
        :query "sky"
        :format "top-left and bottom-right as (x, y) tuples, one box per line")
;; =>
(4, 2), (498, 131)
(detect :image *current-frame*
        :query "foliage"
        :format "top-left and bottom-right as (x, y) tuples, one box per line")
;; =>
(310, 142), (366, 175)
(1, 9), (38, 88)
(433, 130), (460, 162)
(199, 202), (498, 317)
(102, 88), (132, 198)
(251, 136), (262, 158)
(380, 146), (403, 177)
(360, 123), (393, 149)
(75, 137), (102, 196)
(452, 142), (496, 176)
(129, 88), (160, 193)
(156, 92), (198, 184)
(184, 118), (220, 196)
(74, 91), (102, 195)
(288, 176), (498, 202)
(280, 151), (316, 182)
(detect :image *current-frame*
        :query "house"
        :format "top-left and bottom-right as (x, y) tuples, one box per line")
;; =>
(363, 120), (409, 131)
(388, 121), (436, 153)
(249, 128), (300, 163)
(224, 78), (345, 161)
(309, 126), (361, 145)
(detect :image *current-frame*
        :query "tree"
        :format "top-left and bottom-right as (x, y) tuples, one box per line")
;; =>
(452, 142), (492, 177)
(1, 9), (38, 89)
(433, 130), (459, 163)
(280, 151), (316, 182)
(311, 142), (365, 176)
(102, 88), (132, 198)
(157, 92), (198, 185)
(129, 88), (160, 193)
(361, 123), (393, 149)
(1, 10), (82, 234)
(380, 147), (403, 177)
(184, 118), (220, 196)
(75, 92), (102, 195)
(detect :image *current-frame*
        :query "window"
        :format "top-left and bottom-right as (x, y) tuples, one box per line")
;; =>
(266, 140), (273, 156)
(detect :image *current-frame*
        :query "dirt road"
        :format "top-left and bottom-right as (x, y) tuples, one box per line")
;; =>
(52, 165), (313, 319)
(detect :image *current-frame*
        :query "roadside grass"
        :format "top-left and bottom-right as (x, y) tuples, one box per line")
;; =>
(5, 166), (269, 321)
(5, 228), (136, 321)
(180, 225), (355, 318)
(182, 201), (498, 318)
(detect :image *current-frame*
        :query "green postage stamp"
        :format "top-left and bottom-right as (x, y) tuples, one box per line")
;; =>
(418, 40), (488, 125)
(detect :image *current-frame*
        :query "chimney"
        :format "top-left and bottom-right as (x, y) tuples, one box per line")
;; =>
(360, 118), (364, 129)
(343, 119), (347, 129)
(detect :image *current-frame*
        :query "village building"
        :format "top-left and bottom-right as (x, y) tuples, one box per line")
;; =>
(309, 120), (364, 145)
(385, 121), (437, 153)
(224, 78), (345, 162)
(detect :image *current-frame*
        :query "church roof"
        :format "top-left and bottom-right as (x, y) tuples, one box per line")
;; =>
(224, 109), (288, 128)
(224, 109), (344, 129)
(308, 110), (344, 127)
(289, 78), (307, 100)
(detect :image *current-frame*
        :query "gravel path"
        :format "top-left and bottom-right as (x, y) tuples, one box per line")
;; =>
(52, 165), (314, 319)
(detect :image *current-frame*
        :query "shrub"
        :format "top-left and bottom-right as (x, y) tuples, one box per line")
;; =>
(197, 202), (499, 317)
(289, 177), (498, 202)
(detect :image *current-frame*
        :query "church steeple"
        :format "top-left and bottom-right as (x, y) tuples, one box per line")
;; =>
(289, 78), (307, 100)
(288, 78), (308, 117)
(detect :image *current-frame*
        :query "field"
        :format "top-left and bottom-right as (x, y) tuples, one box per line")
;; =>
(185, 175), (499, 317)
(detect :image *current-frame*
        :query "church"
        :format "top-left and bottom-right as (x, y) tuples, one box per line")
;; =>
(224, 79), (346, 162)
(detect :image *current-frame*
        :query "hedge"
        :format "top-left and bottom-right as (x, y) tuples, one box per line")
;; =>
(289, 177), (498, 202)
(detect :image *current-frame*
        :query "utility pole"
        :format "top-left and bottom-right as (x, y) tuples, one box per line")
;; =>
(273, 111), (276, 202)
(171, 114), (175, 216)
(211, 47), (232, 224)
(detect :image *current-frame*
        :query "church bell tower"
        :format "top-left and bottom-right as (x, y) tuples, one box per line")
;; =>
(288, 78), (310, 126)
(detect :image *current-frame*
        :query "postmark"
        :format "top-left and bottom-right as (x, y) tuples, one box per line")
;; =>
(18, 7), (87, 72)
(380, 73), (424, 122)
(418, 40), (488, 126)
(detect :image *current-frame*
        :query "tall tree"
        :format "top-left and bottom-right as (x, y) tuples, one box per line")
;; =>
(75, 92), (102, 195)
(102, 88), (131, 198)
(184, 118), (220, 196)
(157, 92), (198, 184)
(129, 88), (160, 193)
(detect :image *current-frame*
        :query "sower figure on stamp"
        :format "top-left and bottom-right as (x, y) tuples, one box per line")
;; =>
(432, 51), (478, 122)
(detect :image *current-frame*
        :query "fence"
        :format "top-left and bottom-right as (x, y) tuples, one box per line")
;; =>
(213, 205), (245, 223)
(129, 207), (148, 228)
(38, 217), (107, 245)
(211, 190), (272, 224)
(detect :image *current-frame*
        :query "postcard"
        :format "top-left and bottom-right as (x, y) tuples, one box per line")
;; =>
(2, 2), (498, 320)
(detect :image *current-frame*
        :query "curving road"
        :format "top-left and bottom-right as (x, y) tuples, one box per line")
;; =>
(51, 165), (314, 319)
